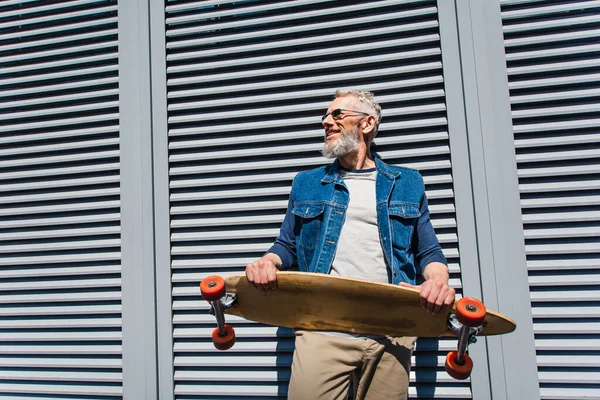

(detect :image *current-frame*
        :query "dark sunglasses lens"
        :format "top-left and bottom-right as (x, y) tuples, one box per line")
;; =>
(331, 109), (342, 118)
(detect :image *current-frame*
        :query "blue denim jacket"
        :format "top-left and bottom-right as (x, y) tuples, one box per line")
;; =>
(268, 157), (447, 285)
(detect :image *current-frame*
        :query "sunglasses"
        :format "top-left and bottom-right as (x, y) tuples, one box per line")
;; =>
(321, 108), (370, 122)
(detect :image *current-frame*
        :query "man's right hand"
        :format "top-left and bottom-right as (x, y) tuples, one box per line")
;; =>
(245, 253), (281, 293)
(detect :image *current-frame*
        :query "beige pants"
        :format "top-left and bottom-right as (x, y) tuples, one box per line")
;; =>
(288, 330), (416, 400)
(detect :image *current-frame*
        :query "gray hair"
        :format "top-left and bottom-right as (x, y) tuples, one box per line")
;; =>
(334, 89), (382, 138)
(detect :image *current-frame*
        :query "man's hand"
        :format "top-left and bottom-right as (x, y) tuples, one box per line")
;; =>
(399, 262), (455, 314)
(245, 253), (281, 293)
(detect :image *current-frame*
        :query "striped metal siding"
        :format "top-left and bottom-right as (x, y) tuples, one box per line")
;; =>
(501, 1), (600, 399)
(0, 0), (122, 399)
(166, 1), (468, 398)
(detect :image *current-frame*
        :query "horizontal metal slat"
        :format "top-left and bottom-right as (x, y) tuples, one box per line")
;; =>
(0, 175), (119, 194)
(0, 0), (108, 18)
(0, 77), (118, 101)
(501, 1), (600, 20)
(538, 371), (600, 385)
(0, 344), (121, 355)
(1, 89), (118, 111)
(519, 165), (600, 180)
(517, 148), (598, 163)
(529, 274), (600, 286)
(532, 306), (600, 318)
(536, 354), (600, 367)
(0, 291), (121, 304)
(170, 97), (445, 125)
(521, 194), (600, 209)
(519, 179), (600, 193)
(168, 61), (442, 98)
(0, 331), (121, 342)
(0, 264), (120, 278)
(512, 104), (600, 119)
(0, 369), (121, 383)
(530, 290), (599, 302)
(524, 226), (599, 239)
(169, 48), (440, 87)
(169, 113), (446, 137)
(514, 133), (600, 149)
(0, 14), (117, 41)
(0, 356), (121, 368)
(169, 155), (450, 178)
(511, 88), (600, 104)
(0, 42), (117, 65)
(169, 140), (448, 165)
(506, 43), (600, 63)
(522, 210), (599, 224)
(535, 338), (600, 351)
(0, 317), (122, 329)
(0, 383), (121, 397)
(0, 27), (117, 53)
(509, 72), (600, 90)
(0, 4), (117, 29)
(0, 227), (120, 242)
(0, 278), (122, 292)
(169, 79), (444, 111)
(0, 213), (120, 229)
(503, 14), (600, 33)
(166, 0), (422, 28)
(507, 58), (599, 76)
(527, 259), (599, 271)
(535, 323), (600, 335)
(168, 7), (436, 49)
(525, 243), (600, 255)
(168, 30), (439, 66)
(0, 253), (121, 266)
(0, 304), (121, 317)
(539, 387), (600, 400)
(504, 29), (600, 48)
(0, 113), (119, 134)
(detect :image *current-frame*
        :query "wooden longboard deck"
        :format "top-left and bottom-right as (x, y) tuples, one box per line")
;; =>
(223, 272), (516, 338)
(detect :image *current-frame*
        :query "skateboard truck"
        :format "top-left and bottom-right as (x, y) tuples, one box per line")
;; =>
(200, 276), (237, 350)
(445, 297), (487, 380)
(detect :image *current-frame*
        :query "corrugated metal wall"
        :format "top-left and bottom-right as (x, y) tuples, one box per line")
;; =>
(501, 1), (600, 399)
(164, 0), (469, 398)
(0, 0), (122, 398)
(2, 0), (598, 398)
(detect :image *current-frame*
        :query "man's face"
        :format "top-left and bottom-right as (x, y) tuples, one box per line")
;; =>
(321, 96), (366, 159)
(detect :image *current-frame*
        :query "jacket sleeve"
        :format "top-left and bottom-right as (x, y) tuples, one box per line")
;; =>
(413, 191), (447, 274)
(266, 191), (297, 270)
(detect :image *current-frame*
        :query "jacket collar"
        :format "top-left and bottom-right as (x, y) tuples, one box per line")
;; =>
(321, 157), (400, 184)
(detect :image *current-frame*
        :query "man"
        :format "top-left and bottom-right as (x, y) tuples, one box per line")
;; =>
(245, 90), (455, 399)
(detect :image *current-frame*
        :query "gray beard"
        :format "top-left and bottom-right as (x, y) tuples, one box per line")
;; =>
(321, 127), (361, 159)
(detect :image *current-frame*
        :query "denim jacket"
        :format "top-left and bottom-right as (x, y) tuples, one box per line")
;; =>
(268, 157), (446, 285)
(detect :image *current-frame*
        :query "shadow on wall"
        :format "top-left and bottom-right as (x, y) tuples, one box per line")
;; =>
(414, 338), (442, 398)
(276, 326), (294, 398)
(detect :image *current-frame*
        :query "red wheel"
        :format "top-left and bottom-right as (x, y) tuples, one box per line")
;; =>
(212, 324), (235, 350)
(200, 276), (226, 301)
(455, 297), (486, 327)
(445, 351), (473, 380)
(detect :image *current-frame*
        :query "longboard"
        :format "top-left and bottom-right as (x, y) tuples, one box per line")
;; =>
(221, 272), (515, 338)
(201, 271), (516, 379)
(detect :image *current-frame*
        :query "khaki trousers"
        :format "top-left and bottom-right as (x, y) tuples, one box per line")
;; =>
(287, 330), (416, 400)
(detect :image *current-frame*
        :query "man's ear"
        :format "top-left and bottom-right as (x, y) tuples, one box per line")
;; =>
(361, 115), (376, 135)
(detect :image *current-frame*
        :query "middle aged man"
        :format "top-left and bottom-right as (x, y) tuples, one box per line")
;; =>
(245, 89), (455, 399)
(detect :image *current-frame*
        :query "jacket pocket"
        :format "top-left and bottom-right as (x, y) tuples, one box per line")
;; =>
(292, 202), (325, 252)
(388, 202), (421, 250)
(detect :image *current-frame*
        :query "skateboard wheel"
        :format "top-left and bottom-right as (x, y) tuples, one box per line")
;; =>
(200, 276), (226, 302)
(455, 297), (486, 327)
(445, 351), (473, 380)
(212, 324), (236, 350)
